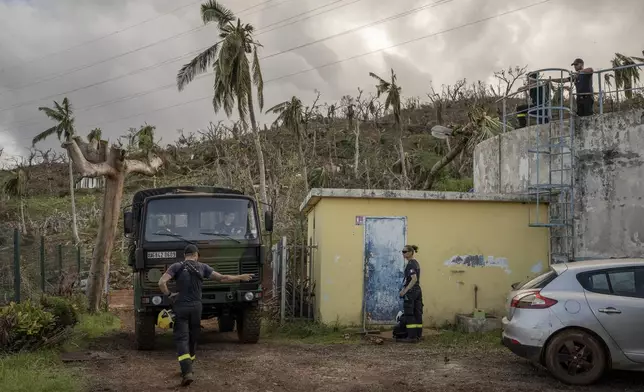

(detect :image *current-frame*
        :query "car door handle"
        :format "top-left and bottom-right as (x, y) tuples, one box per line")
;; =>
(598, 307), (622, 314)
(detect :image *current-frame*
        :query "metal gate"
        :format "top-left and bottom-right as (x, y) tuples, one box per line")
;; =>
(270, 236), (317, 322)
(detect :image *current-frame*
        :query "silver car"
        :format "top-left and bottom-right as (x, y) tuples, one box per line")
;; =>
(502, 259), (644, 385)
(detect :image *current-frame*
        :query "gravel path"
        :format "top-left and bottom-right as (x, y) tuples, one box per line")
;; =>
(77, 295), (643, 392)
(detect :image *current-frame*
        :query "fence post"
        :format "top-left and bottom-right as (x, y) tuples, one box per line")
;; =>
(57, 244), (63, 276)
(597, 72), (603, 115)
(40, 236), (45, 292)
(77, 247), (81, 276)
(13, 229), (21, 303)
(280, 236), (287, 324)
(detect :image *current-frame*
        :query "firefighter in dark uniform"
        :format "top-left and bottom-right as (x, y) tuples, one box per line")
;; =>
(158, 244), (254, 387)
(399, 245), (423, 342)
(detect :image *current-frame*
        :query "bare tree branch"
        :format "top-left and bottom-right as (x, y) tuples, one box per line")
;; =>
(62, 138), (116, 178)
(126, 155), (164, 175)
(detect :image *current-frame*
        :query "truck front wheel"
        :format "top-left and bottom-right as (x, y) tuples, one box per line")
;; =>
(236, 306), (261, 344)
(135, 311), (156, 350)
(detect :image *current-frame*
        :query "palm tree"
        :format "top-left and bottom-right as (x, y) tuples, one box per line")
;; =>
(3, 169), (28, 234)
(176, 0), (268, 206)
(424, 106), (502, 189)
(133, 124), (156, 154)
(612, 53), (642, 100)
(32, 97), (81, 245)
(87, 128), (102, 146)
(369, 69), (407, 187)
(267, 96), (309, 191)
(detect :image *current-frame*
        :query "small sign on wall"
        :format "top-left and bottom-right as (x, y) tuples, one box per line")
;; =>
(355, 216), (365, 226)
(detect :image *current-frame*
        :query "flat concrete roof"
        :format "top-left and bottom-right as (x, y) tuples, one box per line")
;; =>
(299, 188), (543, 214)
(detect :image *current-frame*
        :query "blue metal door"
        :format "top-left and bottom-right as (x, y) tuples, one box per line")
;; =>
(363, 217), (406, 324)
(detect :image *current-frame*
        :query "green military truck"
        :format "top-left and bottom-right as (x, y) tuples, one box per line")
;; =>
(123, 186), (272, 350)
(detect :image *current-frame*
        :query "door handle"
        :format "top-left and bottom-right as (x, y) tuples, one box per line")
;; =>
(598, 307), (622, 314)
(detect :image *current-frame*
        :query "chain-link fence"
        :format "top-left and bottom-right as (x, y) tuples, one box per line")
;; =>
(0, 229), (92, 305)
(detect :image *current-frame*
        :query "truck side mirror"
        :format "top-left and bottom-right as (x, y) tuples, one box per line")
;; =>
(124, 211), (133, 235)
(264, 210), (274, 233)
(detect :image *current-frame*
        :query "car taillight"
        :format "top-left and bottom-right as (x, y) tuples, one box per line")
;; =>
(510, 291), (557, 309)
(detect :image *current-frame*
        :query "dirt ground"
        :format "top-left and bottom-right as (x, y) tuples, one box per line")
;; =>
(77, 292), (644, 392)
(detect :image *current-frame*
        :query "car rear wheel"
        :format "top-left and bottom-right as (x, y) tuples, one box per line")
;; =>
(544, 329), (607, 385)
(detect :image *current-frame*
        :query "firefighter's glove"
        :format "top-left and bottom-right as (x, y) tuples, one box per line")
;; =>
(167, 292), (179, 305)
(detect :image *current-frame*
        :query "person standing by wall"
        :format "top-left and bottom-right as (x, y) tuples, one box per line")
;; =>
(570, 58), (595, 117)
(551, 58), (595, 117)
(158, 244), (254, 386)
(399, 245), (423, 342)
(517, 71), (552, 125)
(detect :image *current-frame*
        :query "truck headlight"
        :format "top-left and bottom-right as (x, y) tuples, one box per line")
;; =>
(152, 296), (163, 305)
(244, 292), (254, 301)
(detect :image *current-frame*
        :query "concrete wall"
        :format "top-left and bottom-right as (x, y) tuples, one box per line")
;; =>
(302, 190), (548, 326)
(474, 109), (644, 259)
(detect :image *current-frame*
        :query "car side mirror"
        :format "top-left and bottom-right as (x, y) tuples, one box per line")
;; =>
(264, 210), (274, 233)
(124, 211), (133, 235)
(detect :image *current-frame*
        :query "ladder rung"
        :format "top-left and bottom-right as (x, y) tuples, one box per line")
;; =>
(527, 149), (572, 155)
(529, 222), (569, 228)
(528, 184), (572, 189)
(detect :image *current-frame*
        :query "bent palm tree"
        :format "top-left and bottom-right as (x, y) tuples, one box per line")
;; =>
(267, 96), (308, 191)
(369, 69), (407, 187)
(176, 0), (267, 205)
(32, 97), (81, 245)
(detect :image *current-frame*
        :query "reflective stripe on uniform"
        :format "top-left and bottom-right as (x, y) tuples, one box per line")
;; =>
(516, 114), (526, 117)
(190, 355), (196, 361)
(406, 324), (423, 329)
(178, 354), (191, 361)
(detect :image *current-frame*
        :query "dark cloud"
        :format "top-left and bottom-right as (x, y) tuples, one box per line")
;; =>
(1, 0), (643, 163)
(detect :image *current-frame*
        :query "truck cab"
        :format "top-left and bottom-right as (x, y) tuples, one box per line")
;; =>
(123, 186), (272, 350)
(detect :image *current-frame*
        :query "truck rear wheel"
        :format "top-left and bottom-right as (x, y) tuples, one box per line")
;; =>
(135, 311), (156, 350)
(218, 315), (236, 332)
(237, 307), (261, 344)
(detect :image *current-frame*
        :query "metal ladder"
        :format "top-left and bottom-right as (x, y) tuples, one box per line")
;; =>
(526, 75), (576, 264)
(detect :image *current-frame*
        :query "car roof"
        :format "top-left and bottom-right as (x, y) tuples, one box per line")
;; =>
(554, 258), (644, 274)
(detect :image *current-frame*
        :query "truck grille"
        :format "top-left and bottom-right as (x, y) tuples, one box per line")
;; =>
(142, 260), (260, 289)
(241, 260), (260, 283)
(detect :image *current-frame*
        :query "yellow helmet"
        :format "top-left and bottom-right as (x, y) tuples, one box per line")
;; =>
(157, 309), (175, 329)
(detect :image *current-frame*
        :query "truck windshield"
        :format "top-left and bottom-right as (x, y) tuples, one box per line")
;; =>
(143, 197), (258, 242)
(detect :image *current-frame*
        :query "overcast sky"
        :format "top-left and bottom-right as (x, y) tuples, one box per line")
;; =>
(0, 0), (642, 163)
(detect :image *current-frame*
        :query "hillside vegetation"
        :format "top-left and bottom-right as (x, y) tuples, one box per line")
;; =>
(1, 3), (642, 298)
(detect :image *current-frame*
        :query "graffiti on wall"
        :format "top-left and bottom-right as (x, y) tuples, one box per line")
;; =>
(444, 255), (511, 274)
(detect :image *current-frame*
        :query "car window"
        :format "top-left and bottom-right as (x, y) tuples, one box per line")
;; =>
(578, 267), (644, 298)
(609, 271), (636, 295)
(590, 274), (611, 293)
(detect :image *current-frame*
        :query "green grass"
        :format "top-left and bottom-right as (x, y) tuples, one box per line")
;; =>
(0, 312), (120, 392)
(262, 320), (361, 344)
(0, 350), (83, 392)
(63, 312), (121, 351)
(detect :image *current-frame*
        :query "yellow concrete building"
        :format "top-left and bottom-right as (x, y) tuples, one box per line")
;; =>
(299, 189), (549, 327)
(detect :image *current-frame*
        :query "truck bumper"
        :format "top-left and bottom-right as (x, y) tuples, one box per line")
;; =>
(140, 289), (263, 308)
